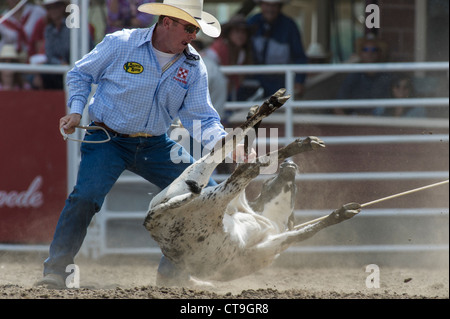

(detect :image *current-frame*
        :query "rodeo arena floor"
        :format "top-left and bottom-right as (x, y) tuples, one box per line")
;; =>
(0, 251), (448, 300)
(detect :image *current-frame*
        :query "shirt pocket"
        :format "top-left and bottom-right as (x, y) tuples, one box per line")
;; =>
(157, 81), (188, 116)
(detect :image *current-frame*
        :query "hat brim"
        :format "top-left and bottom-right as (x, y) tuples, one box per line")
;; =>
(138, 3), (221, 38)
(197, 11), (221, 38)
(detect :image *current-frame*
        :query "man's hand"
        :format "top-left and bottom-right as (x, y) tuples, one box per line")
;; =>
(60, 113), (82, 135)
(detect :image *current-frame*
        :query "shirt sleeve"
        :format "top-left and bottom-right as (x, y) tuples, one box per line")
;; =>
(177, 61), (227, 150)
(66, 34), (116, 114)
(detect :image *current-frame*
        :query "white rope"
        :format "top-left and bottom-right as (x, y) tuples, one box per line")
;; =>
(0, 0), (28, 25)
(295, 180), (449, 228)
(60, 125), (111, 144)
(361, 180), (449, 208)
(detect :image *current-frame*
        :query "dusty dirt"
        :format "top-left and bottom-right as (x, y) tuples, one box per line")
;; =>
(0, 252), (448, 300)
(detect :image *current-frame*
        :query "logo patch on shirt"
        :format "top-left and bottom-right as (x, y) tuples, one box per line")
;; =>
(124, 62), (144, 74)
(174, 67), (189, 84)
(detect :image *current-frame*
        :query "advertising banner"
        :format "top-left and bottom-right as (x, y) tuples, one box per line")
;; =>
(0, 91), (67, 243)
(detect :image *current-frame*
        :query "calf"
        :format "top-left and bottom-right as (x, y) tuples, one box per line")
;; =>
(144, 89), (361, 285)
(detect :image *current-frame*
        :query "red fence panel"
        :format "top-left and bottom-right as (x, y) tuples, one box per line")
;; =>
(0, 91), (67, 244)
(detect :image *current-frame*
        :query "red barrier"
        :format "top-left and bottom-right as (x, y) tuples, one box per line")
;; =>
(0, 91), (67, 244)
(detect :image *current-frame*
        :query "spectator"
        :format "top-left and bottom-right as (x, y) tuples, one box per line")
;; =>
(44, 0), (71, 64)
(0, 0), (46, 57)
(375, 74), (426, 118)
(205, 15), (255, 101)
(105, 0), (155, 34)
(0, 44), (31, 90)
(248, 0), (308, 98)
(28, 13), (46, 64)
(30, 0), (71, 89)
(336, 35), (392, 115)
(30, 0), (94, 90)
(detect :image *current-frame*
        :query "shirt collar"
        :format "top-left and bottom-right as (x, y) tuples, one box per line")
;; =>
(138, 25), (155, 47)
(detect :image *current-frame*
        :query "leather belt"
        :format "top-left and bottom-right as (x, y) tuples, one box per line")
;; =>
(94, 122), (153, 138)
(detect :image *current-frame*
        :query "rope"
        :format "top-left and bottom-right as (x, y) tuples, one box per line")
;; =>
(361, 180), (449, 208)
(60, 125), (111, 144)
(295, 179), (449, 229)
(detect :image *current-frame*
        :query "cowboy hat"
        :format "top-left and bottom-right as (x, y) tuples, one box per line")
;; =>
(0, 44), (20, 60)
(138, 0), (221, 38)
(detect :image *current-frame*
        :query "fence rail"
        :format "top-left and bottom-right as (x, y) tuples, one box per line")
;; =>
(225, 97), (449, 110)
(221, 61), (449, 140)
(220, 61), (449, 74)
(0, 63), (70, 74)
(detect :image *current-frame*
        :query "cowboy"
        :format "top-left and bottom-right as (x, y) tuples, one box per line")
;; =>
(35, 0), (253, 289)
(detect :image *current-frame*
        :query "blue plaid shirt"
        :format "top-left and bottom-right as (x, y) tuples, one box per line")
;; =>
(67, 25), (226, 147)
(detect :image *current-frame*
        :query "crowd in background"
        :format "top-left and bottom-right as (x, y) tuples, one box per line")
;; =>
(0, 0), (445, 119)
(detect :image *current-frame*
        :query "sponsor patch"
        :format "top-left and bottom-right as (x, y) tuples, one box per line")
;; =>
(124, 62), (144, 74)
(174, 67), (189, 84)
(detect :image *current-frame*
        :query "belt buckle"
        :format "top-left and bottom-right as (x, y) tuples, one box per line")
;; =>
(129, 132), (153, 138)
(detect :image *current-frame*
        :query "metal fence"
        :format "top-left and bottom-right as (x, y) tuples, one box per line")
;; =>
(0, 61), (448, 262)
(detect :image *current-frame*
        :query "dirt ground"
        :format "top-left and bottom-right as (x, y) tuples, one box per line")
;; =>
(0, 252), (448, 300)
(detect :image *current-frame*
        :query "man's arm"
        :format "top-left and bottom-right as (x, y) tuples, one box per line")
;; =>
(66, 34), (116, 115)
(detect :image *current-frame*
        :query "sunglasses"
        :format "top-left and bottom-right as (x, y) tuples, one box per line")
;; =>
(168, 17), (200, 35)
(362, 46), (380, 53)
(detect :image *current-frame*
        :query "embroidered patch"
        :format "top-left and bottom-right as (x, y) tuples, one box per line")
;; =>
(124, 62), (144, 74)
(174, 67), (189, 84)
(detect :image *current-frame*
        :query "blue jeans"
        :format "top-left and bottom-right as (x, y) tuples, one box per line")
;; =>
(44, 128), (215, 278)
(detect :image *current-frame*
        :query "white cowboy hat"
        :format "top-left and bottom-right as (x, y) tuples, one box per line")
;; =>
(138, 0), (221, 38)
(0, 44), (20, 60)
